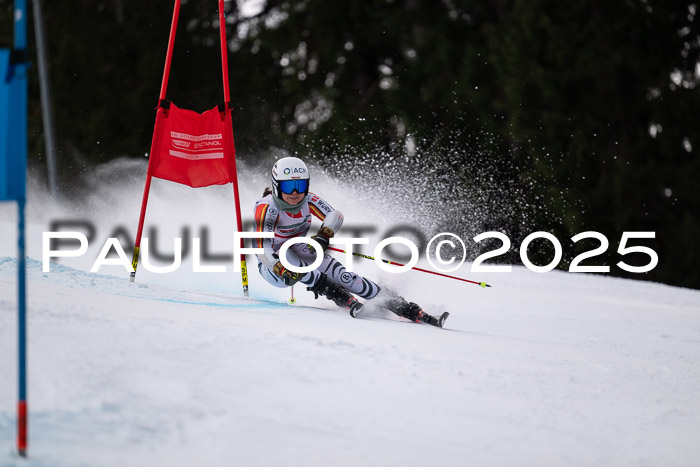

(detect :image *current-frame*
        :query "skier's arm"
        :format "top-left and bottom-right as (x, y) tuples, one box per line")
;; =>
(253, 201), (279, 268)
(308, 193), (343, 250)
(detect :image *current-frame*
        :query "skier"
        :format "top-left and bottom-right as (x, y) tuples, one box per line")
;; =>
(253, 156), (449, 327)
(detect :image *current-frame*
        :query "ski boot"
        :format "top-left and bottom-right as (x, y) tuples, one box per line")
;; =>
(384, 296), (449, 328)
(307, 273), (364, 317)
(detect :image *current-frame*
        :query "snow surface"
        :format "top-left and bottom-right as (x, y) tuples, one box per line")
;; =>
(1, 160), (699, 466)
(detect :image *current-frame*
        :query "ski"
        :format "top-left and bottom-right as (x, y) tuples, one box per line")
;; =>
(350, 304), (449, 329)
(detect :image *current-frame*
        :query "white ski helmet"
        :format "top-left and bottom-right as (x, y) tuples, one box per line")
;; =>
(271, 156), (310, 200)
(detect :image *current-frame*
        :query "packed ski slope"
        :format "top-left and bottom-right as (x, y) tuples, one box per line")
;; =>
(1, 256), (699, 467)
(1, 159), (699, 466)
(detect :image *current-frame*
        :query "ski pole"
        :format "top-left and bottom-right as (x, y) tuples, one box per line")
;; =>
(327, 246), (492, 288)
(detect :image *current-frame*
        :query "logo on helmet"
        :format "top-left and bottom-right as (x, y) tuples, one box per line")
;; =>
(281, 167), (306, 176)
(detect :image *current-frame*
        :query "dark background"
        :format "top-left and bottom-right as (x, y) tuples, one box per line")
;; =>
(1, 0), (698, 288)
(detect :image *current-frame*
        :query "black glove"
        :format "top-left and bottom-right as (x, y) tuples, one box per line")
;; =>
(311, 226), (334, 252)
(272, 261), (302, 286)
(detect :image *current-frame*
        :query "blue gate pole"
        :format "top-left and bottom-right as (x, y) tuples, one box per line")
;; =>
(14, 0), (28, 457)
(17, 197), (27, 457)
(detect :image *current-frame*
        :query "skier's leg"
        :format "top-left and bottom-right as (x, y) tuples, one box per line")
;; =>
(315, 255), (381, 300)
(374, 288), (421, 320)
(291, 244), (377, 297)
(295, 245), (446, 325)
(374, 288), (449, 327)
(258, 246), (360, 313)
(306, 272), (363, 315)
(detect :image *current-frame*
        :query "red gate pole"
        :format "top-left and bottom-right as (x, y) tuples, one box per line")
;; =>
(218, 0), (249, 296)
(131, 0), (181, 282)
(219, 0), (231, 104)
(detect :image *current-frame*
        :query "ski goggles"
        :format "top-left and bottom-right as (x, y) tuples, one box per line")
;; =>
(278, 179), (309, 194)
